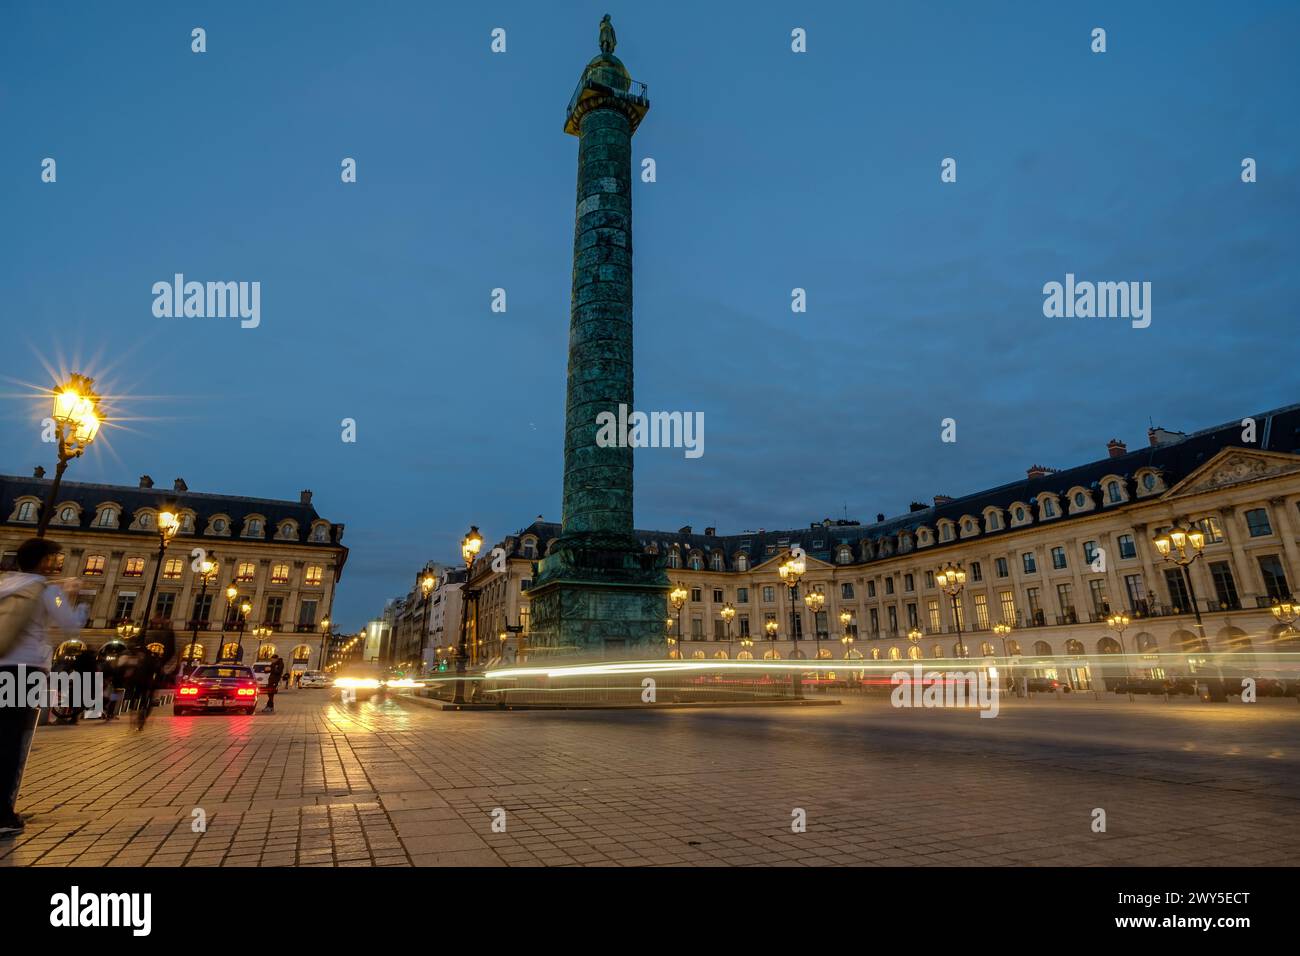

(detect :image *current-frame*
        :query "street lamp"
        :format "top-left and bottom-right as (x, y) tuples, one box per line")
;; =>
(838, 609), (853, 658)
(1107, 612), (1133, 700)
(235, 601), (251, 661)
(804, 589), (825, 658)
(419, 570), (437, 673)
(993, 621), (1014, 692)
(1152, 520), (1218, 698)
(777, 552), (806, 651)
(720, 602), (736, 657)
(454, 525), (483, 703)
(36, 374), (102, 538)
(764, 617), (779, 657)
(319, 617), (331, 670)
(184, 558), (217, 673)
(117, 620), (139, 643)
(1271, 600), (1299, 629)
(664, 616), (677, 659)
(669, 584), (689, 658)
(139, 509), (180, 638)
(936, 562), (968, 658)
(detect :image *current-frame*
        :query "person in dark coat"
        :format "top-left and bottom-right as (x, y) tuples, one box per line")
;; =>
(264, 655), (285, 712)
(69, 647), (99, 724)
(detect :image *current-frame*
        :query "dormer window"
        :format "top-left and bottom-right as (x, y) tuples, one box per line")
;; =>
(940, 523), (953, 542)
(1042, 498), (1056, 518)
(1015, 507), (1026, 522)
(836, 545), (852, 565)
(1106, 481), (1123, 504)
(311, 524), (329, 543)
(1074, 492), (1086, 508)
(246, 519), (262, 535)
(1142, 472), (1156, 491)
(735, 553), (749, 572)
(522, 538), (537, 559)
(96, 507), (118, 528)
(278, 522), (298, 541)
(689, 553), (703, 571)
(668, 550), (681, 569)
(213, 518), (227, 533)
(709, 552), (723, 571)
(16, 501), (37, 522)
(59, 506), (76, 523)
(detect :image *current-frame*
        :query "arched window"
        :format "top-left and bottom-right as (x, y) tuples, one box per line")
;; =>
(906, 644), (922, 660)
(836, 546), (852, 565)
(257, 643), (277, 661)
(1065, 639), (1085, 655)
(931, 644), (944, 658)
(735, 553), (748, 572)
(763, 649), (782, 660)
(817, 648), (833, 659)
(292, 644), (312, 662)
(1033, 640), (1052, 656)
(1136, 633), (1158, 652)
(1106, 481), (1122, 503)
(1096, 637), (1121, 655)
(888, 646), (901, 660)
(181, 644), (206, 663)
(219, 642), (243, 662)
(668, 551), (682, 569)
(689, 553), (703, 571)
(1006, 639), (1021, 656)
(980, 641), (995, 656)
(709, 552), (723, 571)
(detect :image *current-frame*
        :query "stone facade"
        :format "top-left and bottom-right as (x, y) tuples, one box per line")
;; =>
(0, 472), (346, 672)
(462, 404), (1300, 688)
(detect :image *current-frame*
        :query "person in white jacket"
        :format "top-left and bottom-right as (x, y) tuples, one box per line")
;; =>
(0, 537), (87, 836)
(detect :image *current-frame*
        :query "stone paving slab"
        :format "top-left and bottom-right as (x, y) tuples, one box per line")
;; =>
(2, 690), (1296, 867)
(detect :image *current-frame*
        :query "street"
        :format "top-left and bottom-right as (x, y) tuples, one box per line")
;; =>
(3, 689), (1296, 867)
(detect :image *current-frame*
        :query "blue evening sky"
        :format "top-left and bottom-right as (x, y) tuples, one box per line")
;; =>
(3, 1), (1297, 629)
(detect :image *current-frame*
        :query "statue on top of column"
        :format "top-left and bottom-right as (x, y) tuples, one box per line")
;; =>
(599, 14), (617, 54)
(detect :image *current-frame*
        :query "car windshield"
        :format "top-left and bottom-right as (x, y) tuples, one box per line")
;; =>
(192, 666), (252, 680)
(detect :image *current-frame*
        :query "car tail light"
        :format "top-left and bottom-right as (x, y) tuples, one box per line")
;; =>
(237, 687), (256, 696)
(179, 686), (199, 696)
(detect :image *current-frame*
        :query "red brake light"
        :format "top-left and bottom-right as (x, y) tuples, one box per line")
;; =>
(237, 687), (256, 696)
(180, 686), (199, 695)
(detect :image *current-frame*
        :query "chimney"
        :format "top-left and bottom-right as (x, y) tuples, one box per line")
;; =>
(678, 525), (692, 535)
(704, 526), (716, 537)
(876, 513), (885, 523)
(300, 489), (313, 505)
(1026, 464), (1054, 479)
(139, 475), (154, 489)
(908, 501), (928, 513)
(33, 465), (45, 479)
(933, 494), (953, 506)
(174, 477), (188, 491)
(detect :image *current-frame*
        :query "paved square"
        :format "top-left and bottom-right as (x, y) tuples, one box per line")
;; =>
(3, 689), (1297, 866)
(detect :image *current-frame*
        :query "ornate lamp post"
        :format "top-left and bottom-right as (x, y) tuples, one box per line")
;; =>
(764, 617), (779, 658)
(804, 589), (825, 658)
(36, 374), (102, 538)
(184, 558), (216, 673)
(1107, 612), (1133, 700)
(907, 626), (923, 659)
(1271, 600), (1299, 630)
(720, 602), (736, 657)
(419, 571), (437, 673)
(1152, 521), (1219, 699)
(139, 510), (180, 636)
(669, 584), (688, 659)
(777, 552), (806, 650)
(117, 620), (139, 643)
(936, 562), (968, 658)
(664, 616), (677, 659)
(838, 609), (853, 658)
(319, 617), (331, 670)
(252, 624), (273, 661)
(739, 633), (754, 659)
(453, 525), (483, 704)
(235, 601), (251, 662)
(993, 621), (1014, 693)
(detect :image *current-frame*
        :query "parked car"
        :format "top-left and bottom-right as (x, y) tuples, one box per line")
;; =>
(251, 661), (274, 687)
(299, 670), (331, 688)
(174, 665), (259, 716)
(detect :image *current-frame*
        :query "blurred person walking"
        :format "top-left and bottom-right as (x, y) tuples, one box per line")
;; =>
(0, 538), (86, 837)
(263, 654), (284, 712)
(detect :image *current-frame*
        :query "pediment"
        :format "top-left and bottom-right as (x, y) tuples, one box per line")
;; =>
(1163, 448), (1300, 499)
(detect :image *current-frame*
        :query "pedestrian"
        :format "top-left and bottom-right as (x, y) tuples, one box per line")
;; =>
(0, 538), (86, 837)
(264, 654), (284, 712)
(130, 622), (176, 731)
(69, 645), (98, 724)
